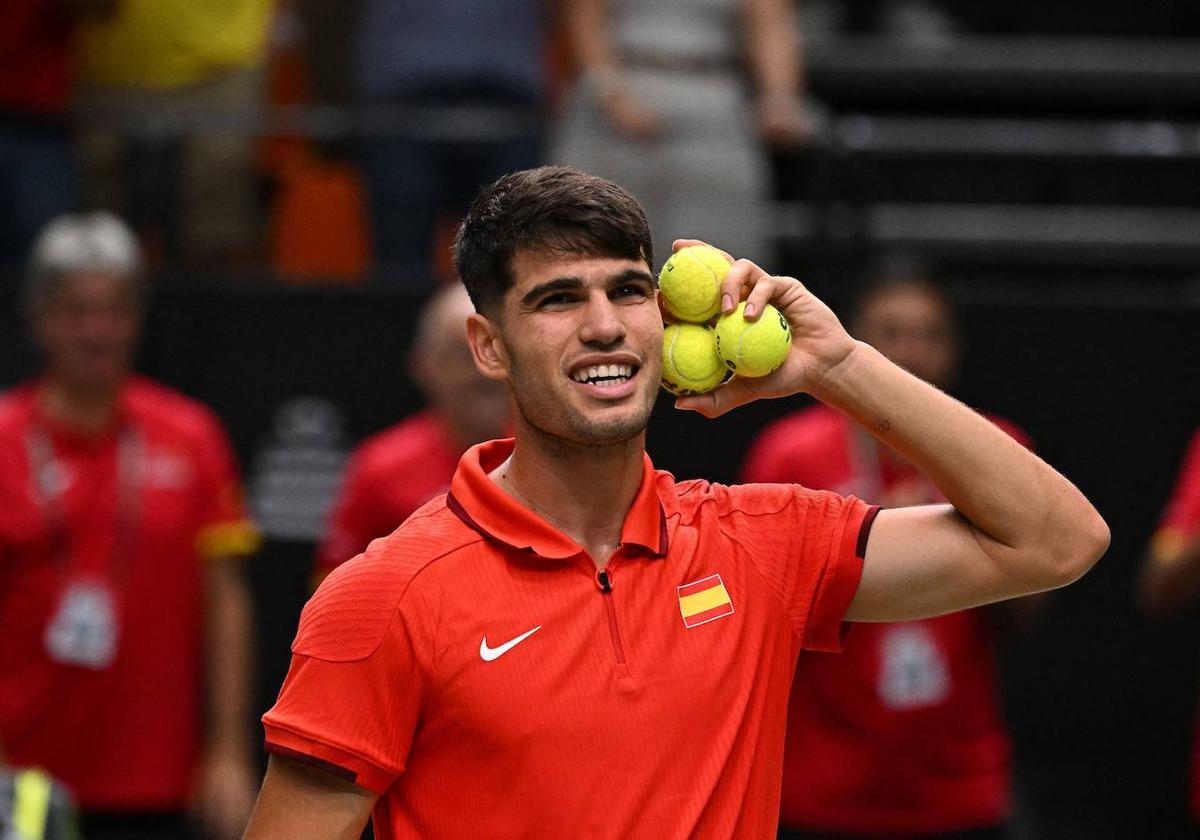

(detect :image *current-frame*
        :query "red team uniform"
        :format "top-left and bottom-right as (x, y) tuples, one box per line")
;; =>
(264, 438), (880, 837)
(0, 377), (258, 811)
(1153, 430), (1200, 819)
(743, 404), (1031, 837)
(316, 411), (463, 580)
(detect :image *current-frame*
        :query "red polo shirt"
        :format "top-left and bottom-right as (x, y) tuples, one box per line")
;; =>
(1153, 430), (1200, 819)
(0, 377), (258, 810)
(315, 411), (462, 581)
(263, 438), (878, 838)
(743, 405), (1028, 836)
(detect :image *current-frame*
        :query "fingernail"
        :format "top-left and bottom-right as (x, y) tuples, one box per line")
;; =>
(744, 303), (756, 318)
(722, 294), (733, 312)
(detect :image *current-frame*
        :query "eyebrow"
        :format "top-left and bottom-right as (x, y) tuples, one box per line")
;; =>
(518, 269), (655, 307)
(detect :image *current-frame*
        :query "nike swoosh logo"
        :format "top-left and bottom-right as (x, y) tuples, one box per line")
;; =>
(479, 625), (542, 662)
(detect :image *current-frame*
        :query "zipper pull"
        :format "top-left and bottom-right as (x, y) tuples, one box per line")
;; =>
(595, 567), (613, 593)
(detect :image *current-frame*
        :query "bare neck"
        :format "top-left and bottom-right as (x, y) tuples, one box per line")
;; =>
(39, 376), (123, 437)
(492, 421), (646, 567)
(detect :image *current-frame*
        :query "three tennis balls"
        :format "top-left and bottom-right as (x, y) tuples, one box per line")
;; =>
(659, 245), (792, 395)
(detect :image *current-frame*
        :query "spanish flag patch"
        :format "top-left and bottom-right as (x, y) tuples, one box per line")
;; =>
(677, 573), (735, 628)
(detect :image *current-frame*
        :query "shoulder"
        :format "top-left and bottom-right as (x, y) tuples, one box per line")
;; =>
(0, 385), (35, 438)
(666, 474), (833, 524)
(351, 413), (448, 475)
(125, 378), (229, 445)
(293, 502), (483, 662)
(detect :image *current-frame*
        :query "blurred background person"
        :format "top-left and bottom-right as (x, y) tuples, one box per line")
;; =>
(1138, 428), (1200, 831)
(553, 0), (810, 268)
(74, 0), (275, 265)
(0, 214), (260, 840)
(0, 0), (89, 266)
(742, 261), (1035, 840)
(352, 0), (549, 286)
(314, 282), (510, 582)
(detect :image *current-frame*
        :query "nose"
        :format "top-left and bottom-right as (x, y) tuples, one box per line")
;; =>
(578, 291), (626, 347)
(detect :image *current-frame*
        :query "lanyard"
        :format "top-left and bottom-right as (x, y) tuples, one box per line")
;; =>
(26, 423), (143, 584)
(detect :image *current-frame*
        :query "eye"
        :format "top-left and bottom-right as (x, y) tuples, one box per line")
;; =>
(612, 282), (652, 301)
(538, 292), (577, 308)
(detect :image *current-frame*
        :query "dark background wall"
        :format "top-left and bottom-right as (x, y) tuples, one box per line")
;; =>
(2, 279), (1197, 837)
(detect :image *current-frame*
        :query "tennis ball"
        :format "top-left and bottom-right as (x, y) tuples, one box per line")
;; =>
(715, 302), (792, 377)
(658, 245), (729, 323)
(661, 323), (726, 395)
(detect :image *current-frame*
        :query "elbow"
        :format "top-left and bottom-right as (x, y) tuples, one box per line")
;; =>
(1042, 507), (1110, 589)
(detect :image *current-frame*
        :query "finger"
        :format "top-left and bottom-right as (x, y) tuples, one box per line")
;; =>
(719, 259), (768, 315)
(741, 274), (779, 320)
(674, 376), (758, 418)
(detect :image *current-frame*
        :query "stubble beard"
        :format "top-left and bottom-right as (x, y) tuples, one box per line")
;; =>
(507, 350), (658, 449)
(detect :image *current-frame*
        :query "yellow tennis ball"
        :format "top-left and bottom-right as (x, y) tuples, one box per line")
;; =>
(661, 323), (726, 395)
(658, 245), (729, 323)
(715, 302), (792, 377)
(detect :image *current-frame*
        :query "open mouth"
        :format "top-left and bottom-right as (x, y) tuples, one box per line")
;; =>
(569, 362), (638, 389)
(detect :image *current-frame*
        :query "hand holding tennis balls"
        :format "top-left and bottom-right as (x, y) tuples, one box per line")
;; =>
(667, 238), (858, 418)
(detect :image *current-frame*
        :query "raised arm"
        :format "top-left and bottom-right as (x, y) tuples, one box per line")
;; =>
(243, 755), (376, 840)
(674, 241), (1109, 620)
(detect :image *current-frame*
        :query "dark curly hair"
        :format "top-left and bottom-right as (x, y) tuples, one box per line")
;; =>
(453, 166), (653, 316)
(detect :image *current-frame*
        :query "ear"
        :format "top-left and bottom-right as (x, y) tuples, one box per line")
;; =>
(465, 313), (509, 381)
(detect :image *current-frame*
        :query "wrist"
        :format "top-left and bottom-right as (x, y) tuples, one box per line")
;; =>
(805, 339), (871, 404)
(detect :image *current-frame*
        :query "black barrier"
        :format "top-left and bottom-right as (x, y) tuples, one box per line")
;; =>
(2, 280), (1198, 838)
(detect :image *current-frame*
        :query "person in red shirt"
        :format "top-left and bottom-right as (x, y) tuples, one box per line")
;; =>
(1138, 427), (1200, 823)
(244, 166), (1108, 840)
(743, 268), (1035, 839)
(314, 282), (509, 583)
(0, 213), (260, 840)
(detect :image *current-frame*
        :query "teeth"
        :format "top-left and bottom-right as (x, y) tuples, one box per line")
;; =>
(570, 362), (637, 384)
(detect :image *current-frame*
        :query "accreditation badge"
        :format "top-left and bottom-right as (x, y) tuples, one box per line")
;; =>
(44, 576), (121, 670)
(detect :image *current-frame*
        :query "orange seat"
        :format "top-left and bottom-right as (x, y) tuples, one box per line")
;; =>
(269, 160), (372, 282)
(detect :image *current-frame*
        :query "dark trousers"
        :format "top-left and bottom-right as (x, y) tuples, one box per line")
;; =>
(358, 84), (542, 288)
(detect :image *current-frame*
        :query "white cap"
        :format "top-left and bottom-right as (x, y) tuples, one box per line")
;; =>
(24, 212), (144, 311)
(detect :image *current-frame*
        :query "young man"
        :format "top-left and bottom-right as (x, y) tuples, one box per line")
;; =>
(743, 268), (1034, 839)
(0, 213), (260, 840)
(246, 166), (1108, 839)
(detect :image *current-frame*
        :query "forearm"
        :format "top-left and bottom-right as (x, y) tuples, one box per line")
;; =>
(563, 0), (621, 80)
(813, 342), (1108, 582)
(743, 0), (805, 99)
(207, 558), (254, 757)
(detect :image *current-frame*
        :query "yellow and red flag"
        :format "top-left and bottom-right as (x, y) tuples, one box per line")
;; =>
(677, 574), (735, 628)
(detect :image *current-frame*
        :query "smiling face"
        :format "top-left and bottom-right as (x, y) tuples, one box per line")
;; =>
(855, 282), (958, 389)
(467, 250), (664, 448)
(33, 271), (142, 394)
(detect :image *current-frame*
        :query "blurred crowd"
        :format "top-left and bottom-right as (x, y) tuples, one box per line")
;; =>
(1, 1), (1199, 840)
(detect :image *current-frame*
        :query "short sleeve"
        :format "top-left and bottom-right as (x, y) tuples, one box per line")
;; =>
(726, 483), (879, 653)
(262, 559), (426, 794)
(1158, 430), (1200, 551)
(191, 410), (260, 559)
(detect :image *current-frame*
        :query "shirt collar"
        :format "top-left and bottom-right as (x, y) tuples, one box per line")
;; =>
(447, 438), (669, 561)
